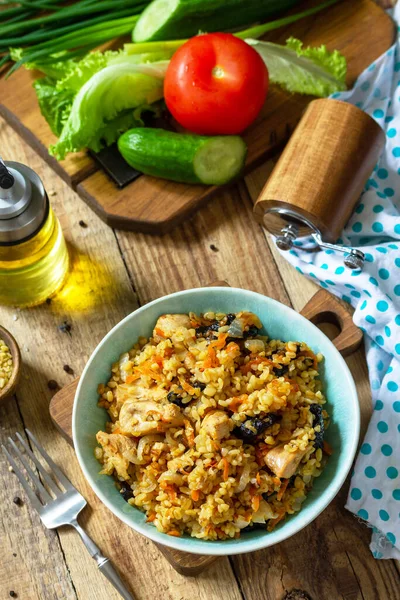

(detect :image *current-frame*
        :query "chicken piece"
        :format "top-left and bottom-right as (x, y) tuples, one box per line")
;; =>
(264, 443), (307, 479)
(96, 432), (142, 478)
(153, 314), (191, 341)
(116, 383), (167, 406)
(96, 432), (139, 463)
(119, 398), (184, 436)
(202, 410), (231, 441)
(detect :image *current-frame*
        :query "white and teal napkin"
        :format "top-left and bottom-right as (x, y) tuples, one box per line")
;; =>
(277, 5), (400, 559)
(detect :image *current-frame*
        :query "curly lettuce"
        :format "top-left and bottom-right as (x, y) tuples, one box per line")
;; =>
(246, 36), (347, 97)
(48, 58), (168, 159)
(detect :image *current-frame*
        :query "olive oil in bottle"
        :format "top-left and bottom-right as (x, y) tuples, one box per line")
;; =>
(0, 159), (69, 307)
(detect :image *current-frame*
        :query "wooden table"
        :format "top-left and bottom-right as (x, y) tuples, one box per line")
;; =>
(1, 107), (400, 599)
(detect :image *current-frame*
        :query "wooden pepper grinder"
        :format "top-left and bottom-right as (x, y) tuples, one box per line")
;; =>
(254, 99), (386, 269)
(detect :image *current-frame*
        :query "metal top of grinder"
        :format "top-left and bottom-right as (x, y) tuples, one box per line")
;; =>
(254, 99), (386, 269)
(0, 159), (47, 244)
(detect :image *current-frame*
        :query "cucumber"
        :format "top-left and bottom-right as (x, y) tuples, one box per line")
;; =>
(118, 128), (247, 185)
(133, 0), (301, 43)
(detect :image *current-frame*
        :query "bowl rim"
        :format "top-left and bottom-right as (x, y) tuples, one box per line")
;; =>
(73, 286), (360, 556)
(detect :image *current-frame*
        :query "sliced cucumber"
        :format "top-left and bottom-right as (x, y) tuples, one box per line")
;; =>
(118, 128), (247, 185)
(133, 0), (301, 43)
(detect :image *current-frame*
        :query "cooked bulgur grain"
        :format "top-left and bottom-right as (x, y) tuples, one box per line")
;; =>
(95, 311), (330, 541)
(0, 338), (13, 389)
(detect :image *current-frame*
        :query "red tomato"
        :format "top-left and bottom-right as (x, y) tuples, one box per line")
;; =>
(164, 33), (269, 135)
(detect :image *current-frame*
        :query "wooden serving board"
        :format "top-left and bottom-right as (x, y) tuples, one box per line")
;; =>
(0, 0), (396, 233)
(49, 287), (362, 576)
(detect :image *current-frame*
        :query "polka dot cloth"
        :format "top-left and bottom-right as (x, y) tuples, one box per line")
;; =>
(276, 10), (400, 560)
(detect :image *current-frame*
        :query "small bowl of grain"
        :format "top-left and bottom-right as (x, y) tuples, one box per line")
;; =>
(0, 325), (21, 403)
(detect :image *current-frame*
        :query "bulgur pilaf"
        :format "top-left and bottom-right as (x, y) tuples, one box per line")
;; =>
(0, 338), (13, 390)
(95, 311), (330, 540)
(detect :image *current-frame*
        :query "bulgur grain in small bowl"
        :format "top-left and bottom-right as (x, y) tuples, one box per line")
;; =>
(73, 287), (360, 556)
(0, 325), (21, 403)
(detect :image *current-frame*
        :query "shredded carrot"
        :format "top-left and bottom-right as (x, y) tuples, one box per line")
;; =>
(146, 512), (156, 522)
(222, 457), (229, 481)
(112, 428), (121, 435)
(210, 332), (228, 350)
(180, 379), (196, 395)
(167, 530), (181, 537)
(204, 346), (219, 369)
(256, 472), (261, 486)
(163, 347), (174, 358)
(155, 327), (165, 338)
(159, 481), (177, 501)
(277, 479), (289, 501)
(153, 355), (164, 368)
(228, 394), (248, 413)
(191, 489), (200, 502)
(323, 440), (333, 455)
(251, 494), (261, 512)
(268, 511), (286, 531)
(125, 373), (140, 384)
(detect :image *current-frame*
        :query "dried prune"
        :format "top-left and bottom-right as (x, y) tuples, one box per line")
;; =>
(120, 481), (133, 502)
(273, 364), (289, 377)
(192, 381), (206, 391)
(243, 325), (260, 339)
(242, 522), (268, 532)
(167, 391), (186, 408)
(225, 313), (236, 325)
(310, 404), (324, 449)
(233, 414), (281, 443)
(195, 321), (219, 337)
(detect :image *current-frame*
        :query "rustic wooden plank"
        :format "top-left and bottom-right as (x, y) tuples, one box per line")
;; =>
(115, 182), (290, 305)
(234, 161), (400, 599)
(0, 69), (97, 186)
(0, 117), (243, 600)
(51, 0), (399, 231)
(1, 1), (395, 233)
(0, 400), (78, 600)
(115, 175), (399, 598)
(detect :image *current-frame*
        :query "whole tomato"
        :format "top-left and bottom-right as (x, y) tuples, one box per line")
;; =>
(164, 33), (269, 135)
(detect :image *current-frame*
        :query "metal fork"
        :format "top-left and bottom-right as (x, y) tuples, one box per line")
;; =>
(2, 429), (135, 600)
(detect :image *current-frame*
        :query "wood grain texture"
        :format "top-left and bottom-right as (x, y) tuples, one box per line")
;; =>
(0, 69), (96, 186)
(254, 98), (386, 241)
(115, 168), (400, 597)
(1, 0), (395, 233)
(0, 117), (243, 599)
(0, 324), (21, 403)
(48, 284), (363, 577)
(300, 289), (363, 356)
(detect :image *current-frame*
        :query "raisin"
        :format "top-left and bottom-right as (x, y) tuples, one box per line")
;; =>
(243, 325), (260, 339)
(167, 391), (186, 408)
(192, 381), (206, 391)
(225, 313), (236, 325)
(242, 522), (268, 532)
(119, 481), (133, 502)
(233, 415), (281, 443)
(310, 404), (324, 449)
(273, 364), (289, 377)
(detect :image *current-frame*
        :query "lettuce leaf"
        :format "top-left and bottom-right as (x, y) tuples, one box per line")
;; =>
(49, 60), (168, 159)
(87, 103), (161, 153)
(34, 77), (74, 137)
(246, 36), (347, 97)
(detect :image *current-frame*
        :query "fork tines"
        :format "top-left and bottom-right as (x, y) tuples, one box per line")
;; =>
(2, 429), (73, 510)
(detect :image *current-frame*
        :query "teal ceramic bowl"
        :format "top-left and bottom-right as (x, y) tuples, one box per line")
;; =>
(73, 287), (360, 556)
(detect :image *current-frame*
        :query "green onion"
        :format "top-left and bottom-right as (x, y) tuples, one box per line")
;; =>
(125, 0), (340, 55)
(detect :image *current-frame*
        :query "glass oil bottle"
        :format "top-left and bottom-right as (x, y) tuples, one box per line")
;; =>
(0, 158), (69, 307)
